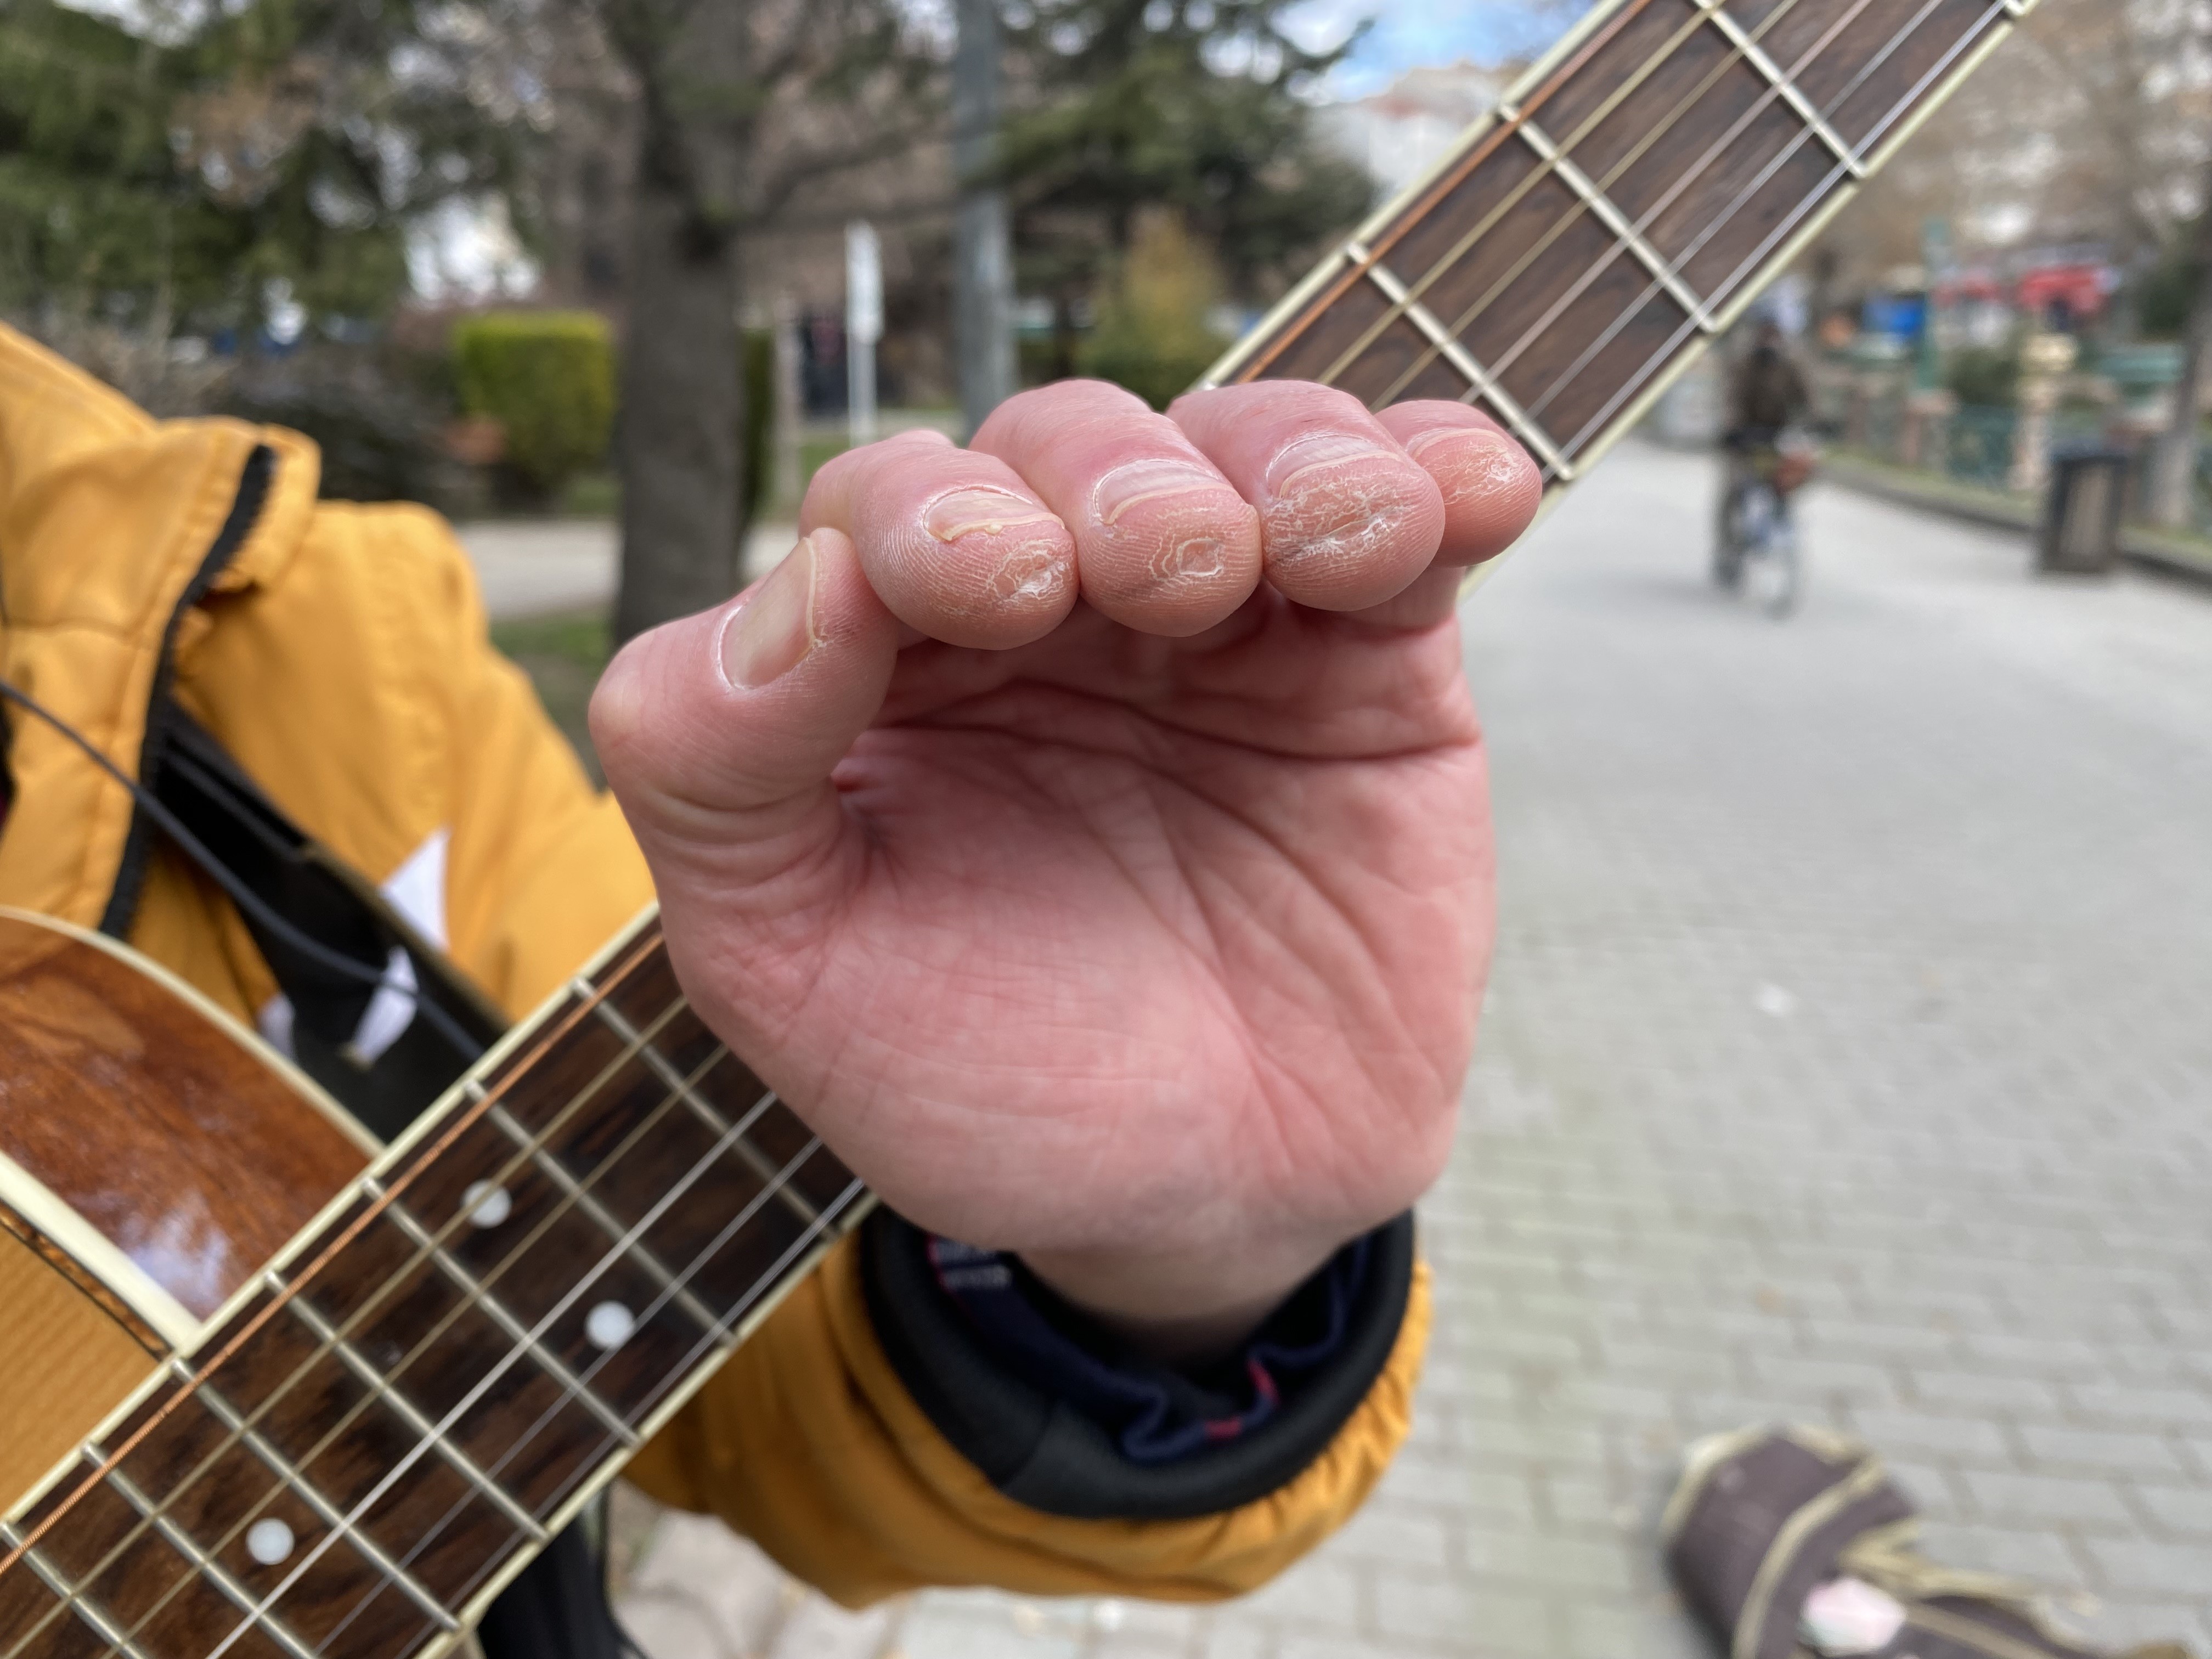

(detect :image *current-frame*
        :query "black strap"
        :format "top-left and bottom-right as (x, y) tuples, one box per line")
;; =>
(149, 700), (507, 1142)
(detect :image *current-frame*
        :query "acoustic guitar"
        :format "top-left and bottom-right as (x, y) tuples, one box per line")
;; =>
(1, 0), (2044, 1651)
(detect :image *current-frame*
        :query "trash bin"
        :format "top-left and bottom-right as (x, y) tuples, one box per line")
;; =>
(2039, 444), (2130, 574)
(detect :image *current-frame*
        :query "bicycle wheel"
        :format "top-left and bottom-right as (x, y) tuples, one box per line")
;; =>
(1743, 520), (1801, 617)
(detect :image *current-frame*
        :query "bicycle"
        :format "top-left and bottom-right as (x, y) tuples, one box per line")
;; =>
(1714, 435), (1815, 618)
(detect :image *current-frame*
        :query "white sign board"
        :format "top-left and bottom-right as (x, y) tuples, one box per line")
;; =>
(846, 222), (883, 346)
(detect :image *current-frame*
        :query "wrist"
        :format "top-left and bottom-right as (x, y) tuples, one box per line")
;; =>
(1017, 1231), (1345, 1367)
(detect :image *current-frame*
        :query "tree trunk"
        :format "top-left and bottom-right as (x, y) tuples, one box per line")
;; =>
(2149, 201), (2212, 531)
(614, 172), (744, 642)
(610, 0), (754, 645)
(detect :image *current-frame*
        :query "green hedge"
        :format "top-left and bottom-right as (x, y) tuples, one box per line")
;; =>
(1078, 215), (1227, 411)
(452, 311), (615, 492)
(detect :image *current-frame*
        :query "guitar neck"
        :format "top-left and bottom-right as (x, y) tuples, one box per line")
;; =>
(1203, 0), (2042, 492)
(1, 911), (868, 1658)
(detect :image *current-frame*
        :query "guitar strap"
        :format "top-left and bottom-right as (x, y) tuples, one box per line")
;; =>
(123, 698), (633, 1659)
(145, 699), (509, 1143)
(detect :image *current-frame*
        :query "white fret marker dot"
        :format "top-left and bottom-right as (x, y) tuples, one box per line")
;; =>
(585, 1301), (636, 1351)
(463, 1182), (512, 1228)
(246, 1519), (295, 1566)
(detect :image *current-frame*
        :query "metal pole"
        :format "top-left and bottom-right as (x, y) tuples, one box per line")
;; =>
(847, 221), (882, 447)
(953, 0), (1015, 439)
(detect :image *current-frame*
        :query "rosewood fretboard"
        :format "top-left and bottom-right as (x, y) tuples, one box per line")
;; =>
(0, 917), (867, 1658)
(1204, 0), (2042, 489)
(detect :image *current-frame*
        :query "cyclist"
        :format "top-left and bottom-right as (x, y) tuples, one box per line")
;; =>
(1715, 319), (1812, 586)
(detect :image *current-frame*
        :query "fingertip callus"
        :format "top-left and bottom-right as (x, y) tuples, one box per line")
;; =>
(1382, 407), (1543, 566)
(1259, 433), (1446, 611)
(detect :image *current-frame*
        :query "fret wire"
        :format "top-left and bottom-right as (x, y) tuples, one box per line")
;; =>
(1554, 0), (2013, 461)
(1446, 0), (1851, 407)
(1314, 0), (1722, 393)
(483, 1097), (729, 1336)
(179, 1361), (462, 1635)
(349, 1159), (858, 1637)
(498, 1171), (870, 1555)
(1339, 0), (1824, 416)
(1345, 249), (1577, 479)
(0, 928), (667, 1600)
(585, 986), (822, 1226)
(363, 1176), (644, 1448)
(1695, 0), (1867, 176)
(1237, 0), (1671, 385)
(278, 1276), (554, 1544)
(424, 1154), (860, 1615)
(0, 1520), (157, 1659)
(1464, 0), (1892, 431)
(620, 1175), (871, 1432)
(87, 983), (710, 1642)
(172, 989), (702, 1565)
(80, 1447), (323, 1659)
(1517, 116), (1719, 329)
(198, 1077), (816, 1658)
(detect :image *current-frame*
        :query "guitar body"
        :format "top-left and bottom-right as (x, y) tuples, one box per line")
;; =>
(0, 905), (867, 1657)
(0, 910), (371, 1518)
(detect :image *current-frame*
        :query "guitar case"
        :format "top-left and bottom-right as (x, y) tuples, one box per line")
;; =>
(117, 700), (632, 1659)
(1662, 1427), (2185, 1659)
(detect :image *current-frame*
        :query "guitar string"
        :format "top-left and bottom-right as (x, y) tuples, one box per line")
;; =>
(1473, 0), (1897, 426)
(1351, 0), (1985, 462)
(190, 1081), (853, 1659)
(1231, 0), (1671, 386)
(1351, 0), (1847, 413)
(60, 1009), (732, 1659)
(1544, 0), (2013, 461)
(47, 990), (851, 1659)
(1259, 0), (1945, 447)
(8, 986), (714, 1658)
(1335, 0), (1859, 419)
(0, 936), (665, 1656)
(1309, 0), (1806, 393)
(321, 1164), (868, 1649)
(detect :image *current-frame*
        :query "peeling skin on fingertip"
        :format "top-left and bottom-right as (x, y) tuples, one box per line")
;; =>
(923, 487), (1064, 543)
(1263, 475), (1419, 578)
(1149, 535), (1226, 583)
(1402, 427), (1533, 504)
(992, 545), (1073, 602)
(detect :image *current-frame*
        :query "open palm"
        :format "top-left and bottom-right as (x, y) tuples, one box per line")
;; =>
(592, 380), (1539, 1347)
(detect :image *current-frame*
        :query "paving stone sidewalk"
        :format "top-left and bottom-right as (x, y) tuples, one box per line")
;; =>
(608, 443), (2212, 1658)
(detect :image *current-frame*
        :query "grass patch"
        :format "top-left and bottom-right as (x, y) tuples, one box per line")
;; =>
(491, 609), (613, 785)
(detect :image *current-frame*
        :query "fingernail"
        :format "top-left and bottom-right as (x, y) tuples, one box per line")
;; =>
(1402, 425), (1514, 461)
(923, 487), (1062, 542)
(719, 538), (817, 690)
(1403, 426), (1532, 501)
(1266, 431), (1401, 498)
(1092, 457), (1226, 525)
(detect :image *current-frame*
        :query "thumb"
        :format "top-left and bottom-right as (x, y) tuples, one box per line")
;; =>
(590, 529), (899, 918)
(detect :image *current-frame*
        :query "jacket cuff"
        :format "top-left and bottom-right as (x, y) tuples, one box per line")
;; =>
(858, 1209), (1417, 1522)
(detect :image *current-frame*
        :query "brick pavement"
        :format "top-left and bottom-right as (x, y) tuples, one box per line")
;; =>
(608, 443), (2212, 1658)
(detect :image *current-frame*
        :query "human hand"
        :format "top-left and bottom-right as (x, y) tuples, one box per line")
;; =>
(591, 380), (1540, 1359)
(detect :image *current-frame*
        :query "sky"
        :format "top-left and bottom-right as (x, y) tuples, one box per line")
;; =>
(1285, 0), (1594, 97)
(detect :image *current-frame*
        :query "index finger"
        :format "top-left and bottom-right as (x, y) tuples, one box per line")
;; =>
(800, 429), (1079, 650)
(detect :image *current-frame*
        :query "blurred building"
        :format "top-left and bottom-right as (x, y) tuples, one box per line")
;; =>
(1318, 62), (1514, 196)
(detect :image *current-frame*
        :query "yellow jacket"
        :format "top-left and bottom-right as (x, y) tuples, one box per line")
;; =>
(0, 323), (1427, 1607)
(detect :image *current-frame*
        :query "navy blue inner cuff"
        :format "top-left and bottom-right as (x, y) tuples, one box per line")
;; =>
(925, 1232), (1374, 1466)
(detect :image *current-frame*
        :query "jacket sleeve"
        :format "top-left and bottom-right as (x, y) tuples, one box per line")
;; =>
(624, 1215), (1429, 1607)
